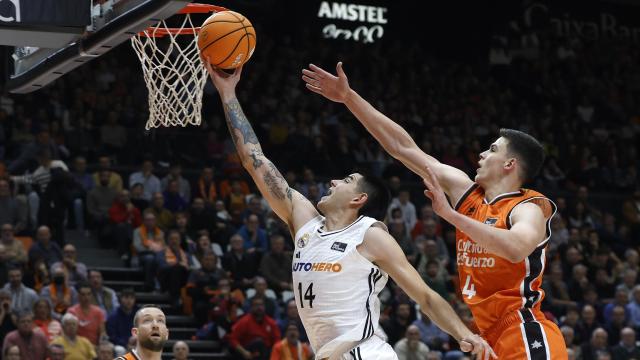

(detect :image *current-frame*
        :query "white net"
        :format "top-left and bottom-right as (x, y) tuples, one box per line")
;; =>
(131, 12), (207, 129)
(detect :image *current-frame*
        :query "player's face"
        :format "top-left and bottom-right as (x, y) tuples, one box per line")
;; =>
(475, 137), (512, 185)
(317, 173), (364, 213)
(133, 308), (169, 352)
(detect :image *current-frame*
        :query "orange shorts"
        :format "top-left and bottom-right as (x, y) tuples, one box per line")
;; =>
(482, 309), (568, 360)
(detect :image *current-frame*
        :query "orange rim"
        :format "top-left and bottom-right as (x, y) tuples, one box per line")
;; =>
(138, 3), (228, 37)
(177, 3), (227, 14)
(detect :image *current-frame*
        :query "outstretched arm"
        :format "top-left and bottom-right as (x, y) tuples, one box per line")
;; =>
(205, 60), (318, 231)
(302, 62), (474, 204)
(360, 227), (496, 359)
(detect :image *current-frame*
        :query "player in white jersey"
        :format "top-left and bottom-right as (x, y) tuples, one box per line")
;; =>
(203, 59), (496, 360)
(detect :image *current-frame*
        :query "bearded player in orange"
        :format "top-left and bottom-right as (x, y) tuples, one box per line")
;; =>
(115, 306), (168, 360)
(303, 62), (568, 359)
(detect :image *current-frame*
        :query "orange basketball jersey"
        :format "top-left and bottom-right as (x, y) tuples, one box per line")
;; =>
(115, 351), (141, 360)
(454, 184), (556, 333)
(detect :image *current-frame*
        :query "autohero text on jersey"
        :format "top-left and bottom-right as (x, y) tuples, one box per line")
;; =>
(292, 262), (343, 273)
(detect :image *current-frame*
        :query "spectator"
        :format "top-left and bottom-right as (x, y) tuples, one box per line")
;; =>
(89, 269), (119, 316)
(97, 341), (116, 360)
(382, 302), (415, 346)
(244, 277), (279, 319)
(414, 239), (448, 282)
(388, 190), (418, 231)
(32, 298), (62, 342)
(109, 189), (142, 258)
(40, 264), (78, 319)
(147, 192), (175, 231)
(388, 219), (418, 263)
(542, 264), (577, 316)
(92, 155), (123, 192)
(561, 325), (581, 360)
(606, 306), (628, 346)
(1, 223), (26, 264)
(47, 344), (65, 360)
(222, 234), (259, 290)
(394, 324), (430, 360)
(67, 281), (107, 345)
(106, 288), (138, 348)
(50, 244), (87, 287)
(11, 148), (69, 241)
(259, 234), (293, 293)
(626, 284), (640, 329)
(187, 198), (215, 238)
(157, 229), (191, 302)
(223, 179), (249, 223)
(276, 299), (308, 342)
(28, 225), (62, 269)
(128, 160), (161, 201)
(87, 170), (118, 245)
(130, 183), (149, 212)
(2, 266), (38, 314)
(238, 214), (268, 253)
(195, 166), (219, 204)
(228, 297), (281, 360)
(209, 277), (245, 332)
(413, 217), (448, 262)
(241, 195), (266, 226)
(100, 111), (127, 156)
(132, 210), (164, 290)
(0, 289), (16, 342)
(411, 315), (449, 352)
(175, 212), (194, 250)
(69, 156), (94, 232)
(581, 328), (610, 360)
(189, 234), (224, 269)
(51, 312), (97, 360)
(603, 287), (629, 326)
(163, 179), (189, 213)
(611, 327), (640, 360)
(186, 249), (227, 324)
(172, 340), (190, 360)
(161, 163), (191, 203)
(3, 345), (21, 360)
(0, 180), (28, 235)
(270, 322), (313, 360)
(1, 310), (48, 360)
(0, 244), (7, 286)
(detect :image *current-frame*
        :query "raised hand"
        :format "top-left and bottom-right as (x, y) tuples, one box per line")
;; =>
(459, 334), (498, 360)
(202, 56), (242, 101)
(302, 62), (351, 103)
(422, 165), (454, 219)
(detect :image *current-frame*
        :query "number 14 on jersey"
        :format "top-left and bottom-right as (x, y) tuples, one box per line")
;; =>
(297, 282), (316, 308)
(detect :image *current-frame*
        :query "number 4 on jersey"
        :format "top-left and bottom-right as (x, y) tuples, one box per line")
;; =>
(298, 282), (316, 308)
(462, 275), (476, 299)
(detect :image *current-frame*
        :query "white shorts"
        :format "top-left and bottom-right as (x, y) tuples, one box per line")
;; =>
(340, 336), (398, 360)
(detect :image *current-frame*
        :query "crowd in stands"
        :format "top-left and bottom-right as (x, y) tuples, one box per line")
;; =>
(0, 8), (639, 359)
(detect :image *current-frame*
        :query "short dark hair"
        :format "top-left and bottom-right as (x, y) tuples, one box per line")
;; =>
(120, 287), (136, 298)
(499, 128), (545, 182)
(133, 304), (162, 327)
(75, 281), (91, 292)
(355, 172), (391, 221)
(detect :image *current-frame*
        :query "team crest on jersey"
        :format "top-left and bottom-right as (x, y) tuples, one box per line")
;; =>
(297, 233), (310, 248)
(331, 242), (348, 252)
(484, 217), (498, 226)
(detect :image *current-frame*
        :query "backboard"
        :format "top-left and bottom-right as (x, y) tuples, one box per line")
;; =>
(2, 0), (193, 94)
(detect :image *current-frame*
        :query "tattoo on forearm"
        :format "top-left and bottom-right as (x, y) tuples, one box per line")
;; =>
(249, 149), (264, 169)
(286, 187), (293, 201)
(223, 99), (259, 145)
(262, 161), (288, 200)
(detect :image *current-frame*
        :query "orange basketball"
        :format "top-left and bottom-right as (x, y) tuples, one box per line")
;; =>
(197, 11), (256, 69)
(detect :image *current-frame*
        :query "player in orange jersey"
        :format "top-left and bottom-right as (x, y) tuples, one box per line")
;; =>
(303, 62), (568, 359)
(115, 306), (168, 360)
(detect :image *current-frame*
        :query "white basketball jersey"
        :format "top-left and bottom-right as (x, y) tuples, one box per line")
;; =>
(292, 215), (389, 360)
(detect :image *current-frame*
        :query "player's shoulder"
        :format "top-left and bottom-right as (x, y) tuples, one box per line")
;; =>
(114, 352), (139, 360)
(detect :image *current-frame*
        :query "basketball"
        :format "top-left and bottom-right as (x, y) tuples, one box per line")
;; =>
(197, 11), (256, 70)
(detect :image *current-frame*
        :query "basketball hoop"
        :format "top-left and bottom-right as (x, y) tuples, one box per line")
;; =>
(131, 3), (226, 129)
